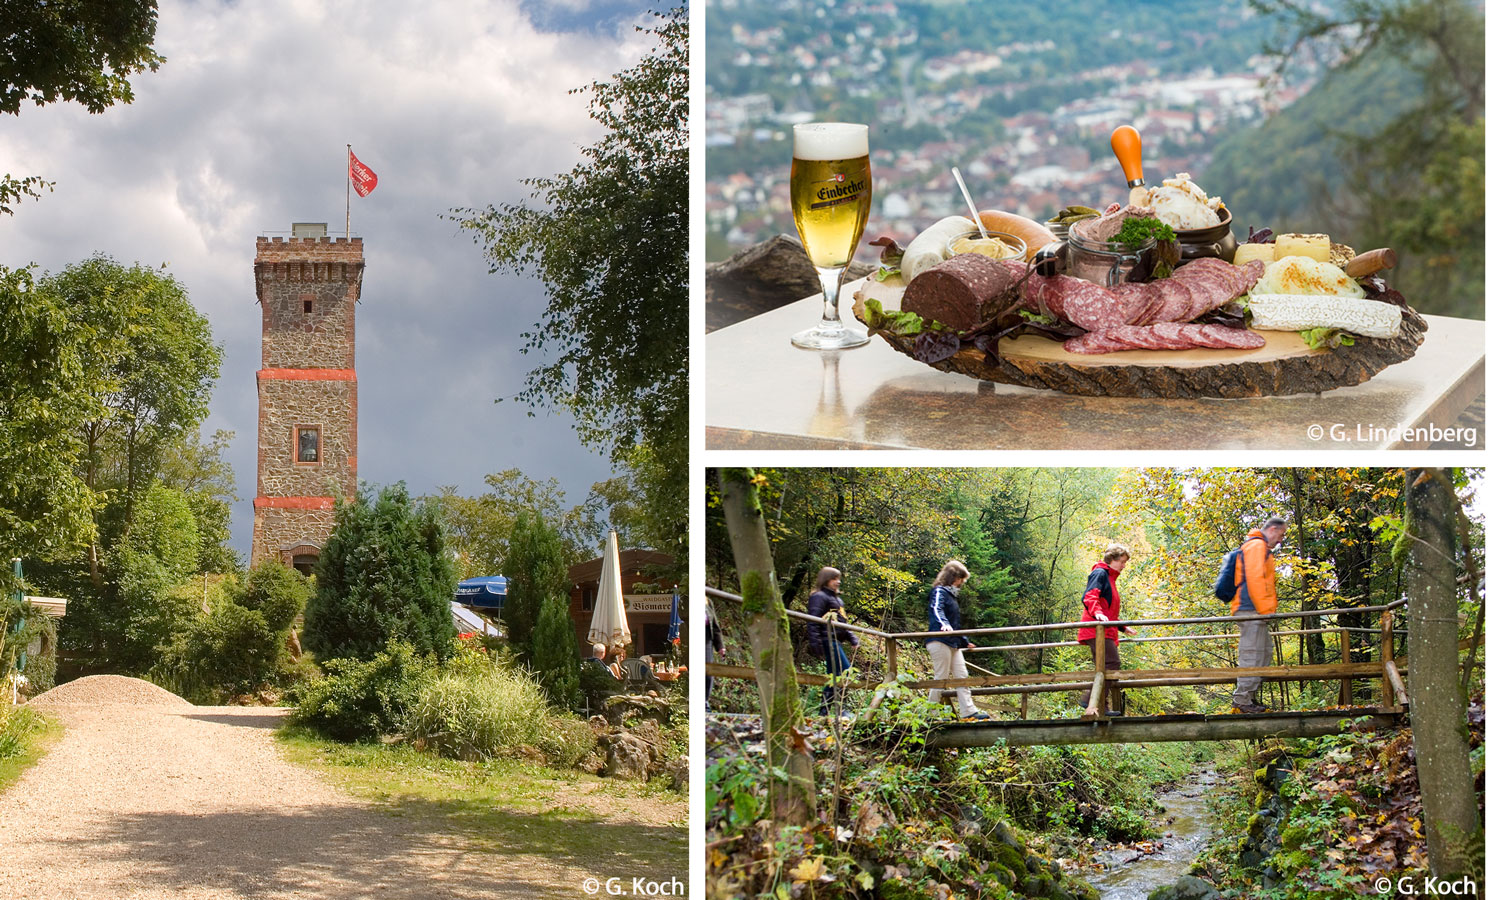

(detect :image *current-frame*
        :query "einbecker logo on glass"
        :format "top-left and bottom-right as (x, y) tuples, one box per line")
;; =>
(811, 175), (869, 209)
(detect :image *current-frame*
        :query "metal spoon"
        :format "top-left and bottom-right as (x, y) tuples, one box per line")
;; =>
(951, 166), (989, 239)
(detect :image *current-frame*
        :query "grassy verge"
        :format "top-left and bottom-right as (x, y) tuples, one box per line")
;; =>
(0, 706), (63, 795)
(276, 725), (687, 879)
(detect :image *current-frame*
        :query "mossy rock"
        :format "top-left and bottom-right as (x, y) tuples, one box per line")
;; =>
(1148, 875), (1224, 900)
(991, 818), (1024, 850)
(995, 843), (1027, 877)
(1069, 880), (1101, 900)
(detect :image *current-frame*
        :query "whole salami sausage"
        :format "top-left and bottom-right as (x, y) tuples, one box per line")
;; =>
(901, 254), (1020, 330)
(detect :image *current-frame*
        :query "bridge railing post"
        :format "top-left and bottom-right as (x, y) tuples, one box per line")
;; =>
(1084, 625), (1106, 719)
(1339, 628), (1353, 705)
(884, 636), (899, 684)
(1379, 613), (1396, 711)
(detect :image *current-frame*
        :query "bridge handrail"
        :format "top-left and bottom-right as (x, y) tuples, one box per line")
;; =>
(707, 586), (1405, 643)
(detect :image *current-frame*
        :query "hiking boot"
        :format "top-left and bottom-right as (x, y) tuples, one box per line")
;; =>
(1104, 710), (1124, 717)
(961, 711), (992, 722)
(1232, 703), (1268, 714)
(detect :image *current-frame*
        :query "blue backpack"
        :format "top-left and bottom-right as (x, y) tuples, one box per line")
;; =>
(1213, 535), (1266, 602)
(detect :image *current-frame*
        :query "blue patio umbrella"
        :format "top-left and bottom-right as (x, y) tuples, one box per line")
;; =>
(667, 586), (681, 645)
(454, 575), (507, 612)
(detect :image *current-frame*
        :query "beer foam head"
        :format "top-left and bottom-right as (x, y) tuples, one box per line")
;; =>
(793, 123), (868, 160)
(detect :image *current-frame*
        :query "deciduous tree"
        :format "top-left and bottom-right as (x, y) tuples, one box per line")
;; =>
(1403, 467), (1479, 880)
(451, 8), (687, 559)
(717, 467), (814, 824)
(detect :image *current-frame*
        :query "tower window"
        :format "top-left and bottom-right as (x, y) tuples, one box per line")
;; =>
(304, 299), (313, 314)
(295, 426), (321, 463)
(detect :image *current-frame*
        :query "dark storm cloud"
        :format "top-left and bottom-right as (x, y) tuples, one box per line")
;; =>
(0, 0), (655, 558)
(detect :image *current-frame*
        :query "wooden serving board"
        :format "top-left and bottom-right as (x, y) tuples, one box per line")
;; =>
(852, 276), (1427, 399)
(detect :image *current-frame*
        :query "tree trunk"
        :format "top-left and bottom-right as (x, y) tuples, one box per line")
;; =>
(718, 468), (816, 825)
(1404, 467), (1478, 880)
(84, 422), (104, 591)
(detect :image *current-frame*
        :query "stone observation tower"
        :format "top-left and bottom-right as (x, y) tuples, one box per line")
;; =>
(250, 223), (363, 572)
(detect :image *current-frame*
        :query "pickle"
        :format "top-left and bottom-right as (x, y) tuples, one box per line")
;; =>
(1048, 205), (1102, 224)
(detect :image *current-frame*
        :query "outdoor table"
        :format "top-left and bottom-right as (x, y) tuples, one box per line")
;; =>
(706, 281), (1485, 451)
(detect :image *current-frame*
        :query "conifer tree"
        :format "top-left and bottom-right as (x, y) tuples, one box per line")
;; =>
(304, 484), (456, 662)
(532, 592), (581, 710)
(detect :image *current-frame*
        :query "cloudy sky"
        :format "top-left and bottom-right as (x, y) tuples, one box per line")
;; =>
(0, 0), (663, 558)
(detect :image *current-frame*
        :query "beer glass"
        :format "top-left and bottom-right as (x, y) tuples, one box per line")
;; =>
(789, 123), (872, 349)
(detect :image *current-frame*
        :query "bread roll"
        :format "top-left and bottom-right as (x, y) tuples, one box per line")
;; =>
(975, 210), (1054, 260)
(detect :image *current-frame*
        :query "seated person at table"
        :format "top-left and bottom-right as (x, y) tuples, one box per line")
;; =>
(588, 643), (617, 678)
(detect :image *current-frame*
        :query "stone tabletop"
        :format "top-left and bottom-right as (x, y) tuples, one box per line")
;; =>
(706, 282), (1485, 451)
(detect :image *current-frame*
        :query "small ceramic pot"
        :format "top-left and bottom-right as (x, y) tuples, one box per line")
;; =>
(1174, 206), (1237, 263)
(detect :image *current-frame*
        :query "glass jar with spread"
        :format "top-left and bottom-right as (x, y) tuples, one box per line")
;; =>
(1063, 221), (1157, 287)
(945, 230), (1026, 263)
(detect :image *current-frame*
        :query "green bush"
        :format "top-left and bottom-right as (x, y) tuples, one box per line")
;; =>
(538, 714), (598, 769)
(1, 598), (58, 698)
(110, 485), (203, 672)
(403, 667), (555, 761)
(238, 561), (311, 632)
(155, 602), (281, 701)
(151, 567), (311, 701)
(0, 705), (46, 761)
(291, 642), (437, 741)
(580, 657), (620, 711)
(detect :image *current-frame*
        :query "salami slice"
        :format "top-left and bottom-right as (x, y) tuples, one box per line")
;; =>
(1066, 321), (1268, 354)
(1115, 283), (1153, 326)
(1058, 278), (1125, 331)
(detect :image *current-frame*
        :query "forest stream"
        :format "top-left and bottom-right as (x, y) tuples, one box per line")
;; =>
(1087, 768), (1221, 900)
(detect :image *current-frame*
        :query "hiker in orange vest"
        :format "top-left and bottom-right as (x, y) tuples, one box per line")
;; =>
(1230, 516), (1288, 713)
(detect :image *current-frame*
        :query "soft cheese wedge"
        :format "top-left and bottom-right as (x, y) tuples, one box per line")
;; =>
(1245, 293), (1402, 339)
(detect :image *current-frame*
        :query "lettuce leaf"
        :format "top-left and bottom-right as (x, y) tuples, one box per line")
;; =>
(1300, 327), (1356, 350)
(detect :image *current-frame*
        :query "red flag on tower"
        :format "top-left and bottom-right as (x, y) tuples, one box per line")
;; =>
(349, 149), (378, 197)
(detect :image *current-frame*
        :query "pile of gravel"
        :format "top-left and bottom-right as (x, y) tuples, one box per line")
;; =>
(27, 675), (192, 708)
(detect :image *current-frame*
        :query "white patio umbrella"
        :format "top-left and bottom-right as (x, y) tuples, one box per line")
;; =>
(587, 530), (631, 650)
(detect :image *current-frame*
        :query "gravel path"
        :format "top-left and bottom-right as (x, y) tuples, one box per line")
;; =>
(0, 687), (661, 899)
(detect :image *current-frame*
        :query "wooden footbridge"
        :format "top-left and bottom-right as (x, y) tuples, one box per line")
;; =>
(705, 587), (1412, 747)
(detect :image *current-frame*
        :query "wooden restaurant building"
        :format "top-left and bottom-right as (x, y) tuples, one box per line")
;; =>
(566, 548), (680, 658)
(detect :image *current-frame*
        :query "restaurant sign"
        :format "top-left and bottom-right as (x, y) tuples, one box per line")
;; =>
(624, 594), (674, 613)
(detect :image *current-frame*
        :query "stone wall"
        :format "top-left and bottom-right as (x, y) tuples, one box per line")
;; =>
(252, 503), (339, 567)
(256, 376), (357, 499)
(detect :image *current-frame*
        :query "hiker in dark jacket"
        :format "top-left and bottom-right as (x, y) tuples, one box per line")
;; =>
(706, 602), (725, 710)
(1076, 544), (1136, 716)
(924, 559), (989, 720)
(807, 566), (858, 715)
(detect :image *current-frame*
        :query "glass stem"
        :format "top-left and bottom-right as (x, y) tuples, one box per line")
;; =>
(816, 265), (847, 329)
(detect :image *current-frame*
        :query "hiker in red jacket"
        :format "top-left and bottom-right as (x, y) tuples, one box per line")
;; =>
(1077, 544), (1137, 716)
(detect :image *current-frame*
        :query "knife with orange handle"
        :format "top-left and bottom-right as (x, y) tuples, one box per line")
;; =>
(1110, 125), (1149, 207)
